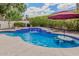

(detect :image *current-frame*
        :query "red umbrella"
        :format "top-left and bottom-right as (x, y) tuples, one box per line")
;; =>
(48, 13), (79, 39)
(48, 14), (79, 19)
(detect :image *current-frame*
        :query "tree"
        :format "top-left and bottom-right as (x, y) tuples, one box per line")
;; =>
(6, 3), (26, 28)
(0, 4), (8, 20)
(0, 3), (26, 28)
(6, 8), (23, 28)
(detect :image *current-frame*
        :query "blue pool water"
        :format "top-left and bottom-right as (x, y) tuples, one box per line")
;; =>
(0, 28), (79, 48)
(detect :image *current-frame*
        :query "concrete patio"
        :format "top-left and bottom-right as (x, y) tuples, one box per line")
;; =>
(0, 34), (79, 56)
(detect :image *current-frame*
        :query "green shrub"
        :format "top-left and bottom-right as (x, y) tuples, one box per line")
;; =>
(14, 22), (26, 27)
(29, 16), (79, 31)
(27, 23), (31, 27)
(29, 16), (49, 27)
(65, 19), (79, 31)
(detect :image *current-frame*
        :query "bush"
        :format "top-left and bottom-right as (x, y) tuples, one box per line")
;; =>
(14, 22), (26, 27)
(29, 16), (79, 31)
(27, 23), (31, 27)
(29, 16), (51, 27)
(65, 19), (79, 31)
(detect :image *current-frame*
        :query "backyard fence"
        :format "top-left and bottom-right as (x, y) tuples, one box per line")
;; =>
(0, 21), (29, 29)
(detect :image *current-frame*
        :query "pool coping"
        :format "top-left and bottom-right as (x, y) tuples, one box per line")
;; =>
(39, 27), (79, 40)
(0, 27), (79, 40)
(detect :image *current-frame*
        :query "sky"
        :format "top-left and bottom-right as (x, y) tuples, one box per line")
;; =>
(24, 3), (76, 17)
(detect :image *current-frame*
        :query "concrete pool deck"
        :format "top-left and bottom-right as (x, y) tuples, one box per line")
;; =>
(0, 35), (79, 56)
(41, 27), (79, 39)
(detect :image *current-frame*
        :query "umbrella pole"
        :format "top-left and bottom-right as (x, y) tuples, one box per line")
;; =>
(64, 20), (65, 38)
(64, 28), (65, 38)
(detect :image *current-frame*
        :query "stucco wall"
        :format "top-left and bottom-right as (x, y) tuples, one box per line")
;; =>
(0, 21), (29, 29)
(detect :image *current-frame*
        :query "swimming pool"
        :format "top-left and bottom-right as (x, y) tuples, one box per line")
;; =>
(0, 27), (79, 48)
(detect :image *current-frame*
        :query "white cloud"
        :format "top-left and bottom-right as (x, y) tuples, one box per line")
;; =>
(24, 3), (76, 18)
(57, 3), (76, 11)
(41, 3), (56, 11)
(24, 3), (55, 17)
